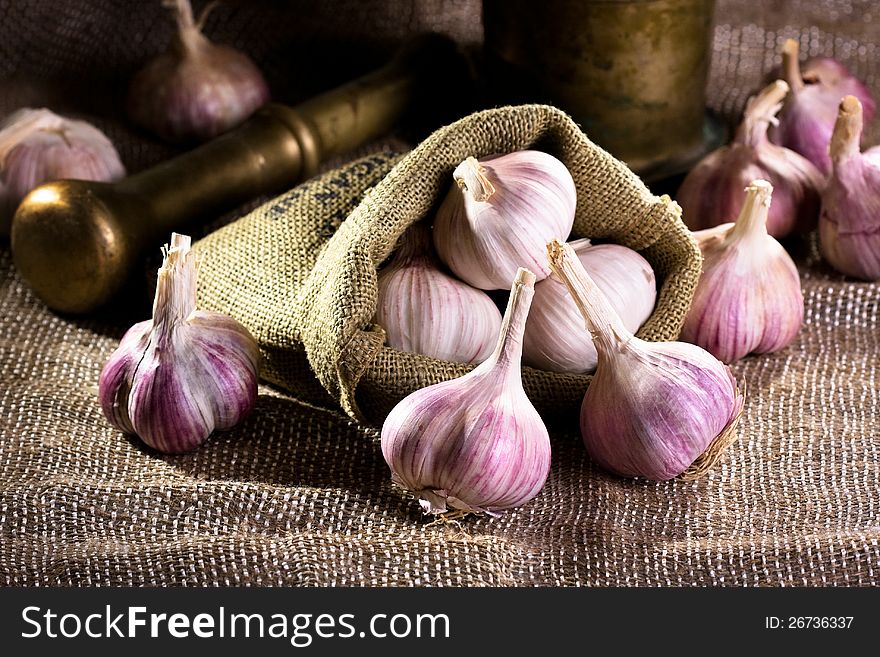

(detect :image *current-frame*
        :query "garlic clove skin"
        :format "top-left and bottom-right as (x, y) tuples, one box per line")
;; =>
(819, 95), (880, 281)
(522, 238), (656, 374)
(771, 39), (876, 175)
(375, 223), (502, 363)
(99, 233), (259, 453)
(676, 80), (824, 238)
(0, 108), (125, 236)
(433, 151), (576, 290)
(681, 180), (804, 364)
(582, 339), (743, 481)
(547, 240), (744, 481)
(381, 268), (551, 515)
(127, 0), (270, 143)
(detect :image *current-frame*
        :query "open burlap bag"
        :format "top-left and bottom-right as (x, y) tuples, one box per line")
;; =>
(195, 104), (701, 425)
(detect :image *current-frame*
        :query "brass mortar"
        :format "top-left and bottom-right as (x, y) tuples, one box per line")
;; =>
(483, 0), (722, 181)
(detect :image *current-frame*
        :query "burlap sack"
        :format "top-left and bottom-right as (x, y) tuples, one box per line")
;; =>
(195, 104), (701, 425)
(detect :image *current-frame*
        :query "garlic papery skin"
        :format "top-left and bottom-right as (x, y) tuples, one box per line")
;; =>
(99, 233), (259, 453)
(127, 0), (270, 142)
(375, 223), (502, 363)
(433, 150), (576, 290)
(819, 96), (880, 281)
(522, 238), (656, 374)
(676, 80), (824, 238)
(547, 240), (744, 481)
(681, 180), (804, 364)
(771, 39), (876, 175)
(380, 268), (551, 515)
(0, 108), (125, 236)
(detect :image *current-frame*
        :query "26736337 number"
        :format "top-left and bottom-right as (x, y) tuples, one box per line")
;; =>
(765, 616), (854, 629)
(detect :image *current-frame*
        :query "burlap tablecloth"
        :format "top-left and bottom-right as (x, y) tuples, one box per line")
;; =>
(1, 0), (878, 586)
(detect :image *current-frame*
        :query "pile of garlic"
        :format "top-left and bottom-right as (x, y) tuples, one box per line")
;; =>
(376, 149), (747, 515)
(677, 38), (880, 282)
(375, 150), (658, 371)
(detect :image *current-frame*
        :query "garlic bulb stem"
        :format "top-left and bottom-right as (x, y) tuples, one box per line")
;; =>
(737, 80), (790, 147)
(153, 233), (197, 336)
(168, 0), (210, 55)
(829, 95), (863, 163)
(782, 38), (806, 93)
(545, 241), (631, 353)
(729, 180), (772, 243)
(453, 156), (496, 202)
(491, 268), (536, 372)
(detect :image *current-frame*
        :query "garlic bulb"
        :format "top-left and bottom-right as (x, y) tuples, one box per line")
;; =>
(676, 80), (824, 238)
(522, 238), (656, 374)
(771, 38), (876, 175)
(381, 268), (551, 515)
(0, 108), (125, 236)
(681, 180), (804, 364)
(819, 96), (880, 281)
(547, 240), (743, 481)
(433, 151), (576, 290)
(127, 0), (270, 142)
(99, 233), (259, 453)
(375, 223), (502, 363)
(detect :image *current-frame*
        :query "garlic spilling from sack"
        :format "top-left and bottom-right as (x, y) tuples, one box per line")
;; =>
(99, 233), (259, 453)
(127, 0), (270, 142)
(381, 268), (551, 515)
(0, 108), (125, 236)
(771, 38), (876, 174)
(433, 151), (576, 289)
(523, 238), (656, 374)
(375, 223), (502, 363)
(681, 180), (804, 364)
(547, 240), (743, 481)
(676, 80), (824, 238)
(819, 96), (880, 281)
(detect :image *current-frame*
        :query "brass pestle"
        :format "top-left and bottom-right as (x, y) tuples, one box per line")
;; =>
(11, 34), (462, 314)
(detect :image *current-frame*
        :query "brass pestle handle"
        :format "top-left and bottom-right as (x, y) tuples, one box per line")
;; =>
(11, 34), (462, 314)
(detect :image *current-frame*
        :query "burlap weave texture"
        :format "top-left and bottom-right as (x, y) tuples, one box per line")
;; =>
(194, 104), (701, 424)
(1, 0), (879, 586)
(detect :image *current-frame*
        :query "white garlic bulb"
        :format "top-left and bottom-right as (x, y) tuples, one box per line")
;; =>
(381, 268), (551, 515)
(522, 238), (656, 374)
(819, 96), (880, 281)
(127, 0), (270, 142)
(375, 223), (502, 363)
(681, 180), (804, 364)
(547, 241), (744, 482)
(0, 108), (125, 236)
(433, 151), (576, 290)
(99, 233), (259, 453)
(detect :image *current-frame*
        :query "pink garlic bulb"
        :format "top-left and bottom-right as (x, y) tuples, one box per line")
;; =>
(381, 268), (551, 515)
(771, 38), (875, 175)
(0, 108), (125, 236)
(677, 80), (824, 238)
(375, 223), (502, 363)
(819, 96), (880, 281)
(523, 238), (656, 374)
(681, 180), (804, 364)
(128, 0), (270, 142)
(547, 240), (743, 481)
(99, 233), (259, 453)
(433, 151), (576, 289)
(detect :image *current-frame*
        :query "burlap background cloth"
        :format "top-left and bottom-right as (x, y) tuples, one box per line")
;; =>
(1, 1), (878, 586)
